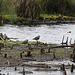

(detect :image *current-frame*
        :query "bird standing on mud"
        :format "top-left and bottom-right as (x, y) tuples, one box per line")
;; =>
(22, 39), (28, 44)
(33, 35), (40, 41)
(33, 35), (40, 46)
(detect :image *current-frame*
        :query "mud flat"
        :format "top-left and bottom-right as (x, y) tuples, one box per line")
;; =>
(0, 40), (74, 75)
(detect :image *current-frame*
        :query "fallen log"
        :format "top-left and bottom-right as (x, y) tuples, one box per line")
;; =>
(50, 45), (74, 49)
(30, 45), (74, 50)
(0, 36), (18, 40)
(19, 71), (33, 74)
(22, 64), (51, 68)
(8, 37), (19, 39)
(22, 58), (36, 61)
(34, 68), (58, 71)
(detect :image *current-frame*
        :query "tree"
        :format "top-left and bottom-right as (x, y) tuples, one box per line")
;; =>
(0, 0), (17, 22)
(17, 0), (40, 20)
(0, 0), (16, 15)
(40, 0), (75, 15)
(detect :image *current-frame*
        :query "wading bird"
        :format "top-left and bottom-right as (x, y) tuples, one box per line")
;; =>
(33, 35), (40, 41)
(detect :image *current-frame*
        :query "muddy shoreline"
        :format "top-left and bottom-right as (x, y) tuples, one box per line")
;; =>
(1, 16), (75, 25)
(5, 20), (75, 25)
(0, 42), (73, 67)
(0, 40), (74, 75)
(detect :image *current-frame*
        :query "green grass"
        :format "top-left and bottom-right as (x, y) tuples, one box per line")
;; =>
(1, 15), (31, 24)
(40, 14), (75, 19)
(40, 14), (58, 18)
(2, 15), (17, 22)
(29, 41), (43, 44)
(1, 14), (75, 25)
(0, 40), (43, 46)
(17, 17), (31, 21)
(0, 40), (72, 58)
(0, 40), (22, 46)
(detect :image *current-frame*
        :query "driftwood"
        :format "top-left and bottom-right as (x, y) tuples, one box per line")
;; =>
(22, 58), (36, 61)
(0, 36), (4, 40)
(22, 64), (51, 68)
(19, 71), (33, 74)
(0, 33), (18, 40)
(0, 36), (18, 40)
(30, 45), (74, 50)
(50, 45), (74, 49)
(8, 37), (18, 39)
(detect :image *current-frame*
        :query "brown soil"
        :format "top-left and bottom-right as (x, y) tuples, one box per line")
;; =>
(0, 44), (73, 67)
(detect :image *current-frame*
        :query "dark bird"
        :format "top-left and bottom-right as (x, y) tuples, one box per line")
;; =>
(33, 35), (40, 41)
(3, 34), (8, 40)
(22, 40), (28, 44)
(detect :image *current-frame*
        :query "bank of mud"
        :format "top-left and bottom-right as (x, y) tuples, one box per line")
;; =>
(0, 40), (74, 67)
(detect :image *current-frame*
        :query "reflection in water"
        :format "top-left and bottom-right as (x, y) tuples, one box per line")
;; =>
(0, 24), (75, 44)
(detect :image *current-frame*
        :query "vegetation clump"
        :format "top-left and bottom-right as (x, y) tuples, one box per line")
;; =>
(0, 0), (75, 25)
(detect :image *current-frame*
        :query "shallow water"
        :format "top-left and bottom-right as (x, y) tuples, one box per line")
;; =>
(0, 60), (75, 75)
(23, 60), (75, 66)
(0, 24), (75, 44)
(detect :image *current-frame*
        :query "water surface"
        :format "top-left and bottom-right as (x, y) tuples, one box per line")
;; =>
(0, 24), (75, 44)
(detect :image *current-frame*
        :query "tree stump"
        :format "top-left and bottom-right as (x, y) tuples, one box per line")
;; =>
(71, 64), (74, 72)
(36, 41), (38, 46)
(28, 44), (32, 50)
(0, 47), (1, 50)
(23, 67), (25, 75)
(22, 51), (24, 53)
(27, 51), (31, 57)
(63, 70), (67, 75)
(4, 53), (7, 58)
(73, 54), (75, 62)
(14, 67), (17, 71)
(20, 53), (22, 58)
(48, 47), (50, 53)
(61, 64), (65, 71)
(73, 46), (75, 54)
(40, 48), (44, 55)
(53, 53), (56, 58)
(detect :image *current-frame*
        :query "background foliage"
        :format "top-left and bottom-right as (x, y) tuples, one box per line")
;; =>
(0, 0), (75, 20)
